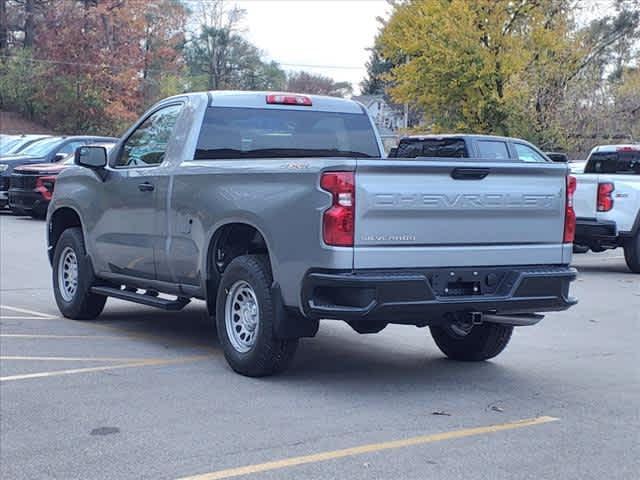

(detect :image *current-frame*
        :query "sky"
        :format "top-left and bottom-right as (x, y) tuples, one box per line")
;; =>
(236, 0), (391, 94)
(189, 0), (619, 95)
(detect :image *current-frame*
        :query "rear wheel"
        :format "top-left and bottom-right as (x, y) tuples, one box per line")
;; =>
(430, 321), (513, 361)
(215, 255), (298, 377)
(11, 207), (27, 216)
(52, 227), (106, 319)
(623, 232), (640, 273)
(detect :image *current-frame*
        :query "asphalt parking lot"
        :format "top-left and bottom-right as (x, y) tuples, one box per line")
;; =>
(1, 211), (638, 480)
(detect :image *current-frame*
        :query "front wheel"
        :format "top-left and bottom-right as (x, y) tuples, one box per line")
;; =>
(52, 227), (106, 319)
(430, 321), (513, 361)
(623, 233), (640, 273)
(215, 255), (298, 377)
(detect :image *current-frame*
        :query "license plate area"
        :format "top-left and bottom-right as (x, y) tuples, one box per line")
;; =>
(428, 268), (508, 297)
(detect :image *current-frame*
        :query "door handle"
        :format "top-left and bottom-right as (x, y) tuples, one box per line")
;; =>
(138, 182), (155, 192)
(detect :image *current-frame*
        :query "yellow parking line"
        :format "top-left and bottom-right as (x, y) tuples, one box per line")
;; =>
(0, 354), (214, 382)
(0, 305), (56, 318)
(177, 416), (559, 480)
(1, 355), (165, 362)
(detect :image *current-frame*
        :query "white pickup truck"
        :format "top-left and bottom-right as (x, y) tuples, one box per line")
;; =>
(574, 144), (640, 272)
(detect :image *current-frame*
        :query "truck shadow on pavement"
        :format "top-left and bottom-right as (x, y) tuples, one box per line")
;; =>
(92, 305), (550, 400)
(574, 264), (634, 275)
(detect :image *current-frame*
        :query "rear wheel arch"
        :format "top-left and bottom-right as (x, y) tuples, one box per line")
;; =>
(204, 222), (274, 312)
(48, 207), (83, 264)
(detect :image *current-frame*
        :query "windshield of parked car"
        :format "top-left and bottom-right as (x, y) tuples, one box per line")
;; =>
(18, 137), (63, 157)
(585, 150), (640, 174)
(0, 137), (20, 154)
(194, 107), (381, 159)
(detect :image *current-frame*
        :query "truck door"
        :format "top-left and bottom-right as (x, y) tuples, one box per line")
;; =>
(91, 104), (182, 280)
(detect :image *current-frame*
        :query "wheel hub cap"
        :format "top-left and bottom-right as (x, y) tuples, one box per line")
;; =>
(58, 246), (78, 302)
(225, 280), (260, 353)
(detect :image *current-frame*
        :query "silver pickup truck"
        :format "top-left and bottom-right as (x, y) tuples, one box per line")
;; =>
(47, 91), (577, 377)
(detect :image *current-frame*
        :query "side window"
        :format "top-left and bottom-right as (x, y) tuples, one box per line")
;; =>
(514, 143), (547, 163)
(57, 141), (86, 155)
(116, 104), (182, 168)
(476, 140), (510, 160)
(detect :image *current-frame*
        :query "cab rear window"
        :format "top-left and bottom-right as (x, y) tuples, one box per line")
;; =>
(393, 138), (468, 158)
(585, 151), (640, 174)
(194, 107), (380, 159)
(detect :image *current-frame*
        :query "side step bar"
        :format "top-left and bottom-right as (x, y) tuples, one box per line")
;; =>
(90, 286), (190, 311)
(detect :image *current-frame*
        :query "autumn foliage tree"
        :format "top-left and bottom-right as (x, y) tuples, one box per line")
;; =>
(374, 0), (639, 151)
(0, 0), (186, 134)
(33, 0), (186, 133)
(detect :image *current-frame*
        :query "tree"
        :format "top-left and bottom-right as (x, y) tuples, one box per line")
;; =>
(286, 71), (352, 97)
(361, 14), (395, 95)
(140, 0), (187, 106)
(184, 0), (286, 92)
(613, 66), (640, 141)
(0, 48), (45, 116)
(29, 0), (186, 133)
(377, 0), (639, 148)
(0, 0), (7, 52)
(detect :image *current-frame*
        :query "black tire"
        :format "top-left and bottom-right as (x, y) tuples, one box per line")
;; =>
(11, 207), (27, 216)
(215, 255), (298, 377)
(52, 227), (106, 319)
(30, 205), (48, 220)
(624, 233), (640, 273)
(430, 322), (513, 361)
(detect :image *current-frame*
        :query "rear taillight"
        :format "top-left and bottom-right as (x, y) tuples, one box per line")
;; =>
(321, 171), (355, 247)
(597, 182), (614, 212)
(564, 175), (576, 243)
(36, 175), (56, 201)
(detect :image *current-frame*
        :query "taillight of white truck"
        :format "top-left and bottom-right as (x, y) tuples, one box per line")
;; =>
(564, 175), (577, 243)
(321, 171), (355, 247)
(597, 182), (614, 212)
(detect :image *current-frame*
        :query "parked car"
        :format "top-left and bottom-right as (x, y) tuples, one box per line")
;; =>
(47, 91), (576, 377)
(388, 134), (552, 162)
(9, 141), (117, 218)
(0, 134), (51, 156)
(0, 135), (117, 209)
(574, 144), (640, 272)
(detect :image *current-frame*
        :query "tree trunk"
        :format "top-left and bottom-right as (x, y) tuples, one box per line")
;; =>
(0, 0), (8, 52)
(24, 0), (35, 48)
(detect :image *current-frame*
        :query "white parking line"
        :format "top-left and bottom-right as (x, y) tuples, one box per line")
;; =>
(0, 305), (56, 319)
(0, 334), (119, 339)
(1, 355), (165, 362)
(0, 355), (214, 382)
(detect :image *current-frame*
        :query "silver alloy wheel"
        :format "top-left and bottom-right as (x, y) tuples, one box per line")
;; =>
(58, 246), (79, 302)
(224, 280), (260, 353)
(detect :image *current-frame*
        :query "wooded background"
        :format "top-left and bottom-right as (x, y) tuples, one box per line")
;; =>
(0, 0), (638, 157)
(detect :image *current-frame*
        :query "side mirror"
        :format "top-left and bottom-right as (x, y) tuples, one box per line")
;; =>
(75, 146), (107, 169)
(54, 153), (66, 162)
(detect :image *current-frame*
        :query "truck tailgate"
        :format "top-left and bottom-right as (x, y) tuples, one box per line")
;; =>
(354, 159), (570, 269)
(574, 174), (598, 219)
